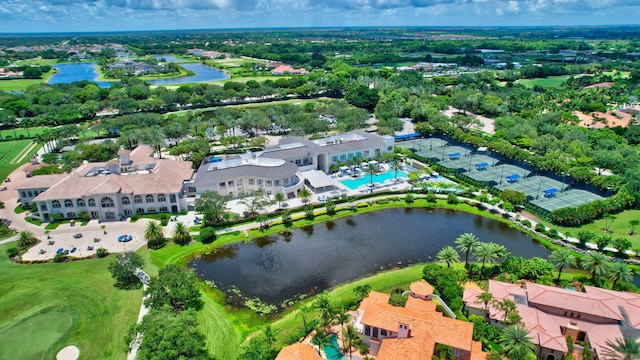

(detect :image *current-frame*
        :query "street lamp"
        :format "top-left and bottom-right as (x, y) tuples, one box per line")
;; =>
(441, 144), (446, 161)
(468, 154), (472, 172)
(500, 166), (505, 185)
(429, 135), (433, 151)
(561, 172), (569, 193)
(583, 194), (587, 204)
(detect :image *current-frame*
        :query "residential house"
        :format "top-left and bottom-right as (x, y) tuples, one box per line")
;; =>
(271, 65), (308, 75)
(354, 281), (487, 360)
(463, 280), (640, 360)
(275, 343), (322, 360)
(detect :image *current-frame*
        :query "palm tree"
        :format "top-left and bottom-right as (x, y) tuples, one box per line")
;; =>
(367, 163), (377, 186)
(475, 291), (494, 315)
(602, 337), (640, 360)
(18, 230), (38, 248)
(629, 219), (639, 235)
(549, 247), (577, 282)
(310, 327), (335, 356)
(263, 325), (277, 350)
(314, 293), (335, 328)
(474, 242), (498, 276)
(274, 192), (286, 209)
(390, 159), (403, 181)
(455, 233), (480, 269)
(581, 251), (610, 283)
(495, 298), (518, 324)
(298, 187), (312, 205)
(145, 221), (165, 249)
(436, 246), (460, 268)
(499, 325), (536, 360)
(333, 308), (350, 329)
(342, 324), (362, 358)
(608, 262), (634, 290)
(171, 222), (191, 245)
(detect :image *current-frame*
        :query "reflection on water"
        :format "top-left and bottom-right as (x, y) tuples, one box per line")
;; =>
(190, 208), (552, 304)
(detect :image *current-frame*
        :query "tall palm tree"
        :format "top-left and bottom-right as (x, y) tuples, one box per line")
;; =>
(608, 262), (634, 290)
(333, 308), (350, 329)
(499, 325), (536, 360)
(314, 293), (335, 329)
(436, 246), (460, 268)
(549, 247), (577, 282)
(474, 242), (498, 276)
(455, 233), (480, 269)
(171, 222), (191, 245)
(274, 192), (286, 209)
(342, 324), (362, 358)
(581, 251), (610, 283)
(145, 221), (165, 249)
(367, 163), (377, 186)
(390, 159), (403, 181)
(298, 187), (312, 205)
(602, 337), (640, 360)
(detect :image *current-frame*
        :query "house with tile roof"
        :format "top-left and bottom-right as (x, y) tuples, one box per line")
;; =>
(275, 343), (322, 360)
(463, 280), (640, 360)
(192, 130), (394, 199)
(354, 281), (487, 360)
(17, 146), (194, 222)
(271, 65), (308, 75)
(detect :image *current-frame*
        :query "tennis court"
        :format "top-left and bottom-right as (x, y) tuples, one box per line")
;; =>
(530, 188), (604, 212)
(396, 138), (451, 160)
(466, 163), (530, 185)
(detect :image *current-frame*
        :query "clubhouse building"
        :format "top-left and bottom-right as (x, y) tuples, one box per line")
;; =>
(17, 146), (194, 222)
(192, 130), (394, 199)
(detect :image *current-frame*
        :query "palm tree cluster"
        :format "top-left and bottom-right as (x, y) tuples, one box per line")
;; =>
(549, 247), (635, 289)
(309, 293), (363, 358)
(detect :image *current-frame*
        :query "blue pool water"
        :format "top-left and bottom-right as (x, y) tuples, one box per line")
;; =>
(340, 171), (407, 190)
(323, 333), (343, 360)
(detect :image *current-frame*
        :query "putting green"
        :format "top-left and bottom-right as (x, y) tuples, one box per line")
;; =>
(0, 310), (73, 360)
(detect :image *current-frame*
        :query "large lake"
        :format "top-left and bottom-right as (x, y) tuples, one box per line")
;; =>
(47, 61), (228, 87)
(48, 62), (113, 88)
(190, 208), (555, 304)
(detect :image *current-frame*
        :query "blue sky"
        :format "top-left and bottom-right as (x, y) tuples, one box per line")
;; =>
(0, 0), (639, 33)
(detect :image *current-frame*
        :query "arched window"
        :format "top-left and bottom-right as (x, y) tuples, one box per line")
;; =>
(147, 207), (156, 213)
(88, 199), (96, 207)
(134, 195), (143, 204)
(136, 208), (145, 214)
(21, 191), (26, 197)
(157, 194), (166, 202)
(64, 199), (73, 208)
(52, 200), (61, 208)
(101, 197), (114, 208)
(28, 191), (33, 197)
(76, 199), (85, 207)
(145, 195), (154, 203)
(122, 197), (130, 205)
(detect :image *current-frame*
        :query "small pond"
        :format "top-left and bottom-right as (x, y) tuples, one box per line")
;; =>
(190, 208), (554, 304)
(146, 63), (228, 85)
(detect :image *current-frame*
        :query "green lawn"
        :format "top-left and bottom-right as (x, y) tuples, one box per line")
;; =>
(0, 140), (40, 181)
(0, 243), (143, 359)
(14, 58), (61, 66)
(539, 208), (640, 250)
(515, 75), (570, 88)
(0, 79), (47, 92)
(0, 127), (46, 141)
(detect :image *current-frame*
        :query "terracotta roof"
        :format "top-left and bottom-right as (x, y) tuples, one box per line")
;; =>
(359, 283), (487, 360)
(410, 281), (434, 297)
(275, 343), (322, 360)
(526, 283), (623, 321)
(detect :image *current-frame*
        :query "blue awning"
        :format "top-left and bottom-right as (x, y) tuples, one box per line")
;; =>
(448, 152), (461, 159)
(394, 133), (420, 140)
(475, 162), (489, 169)
(543, 188), (558, 197)
(506, 174), (520, 180)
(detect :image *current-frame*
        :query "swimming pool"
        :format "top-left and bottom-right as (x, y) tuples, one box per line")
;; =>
(323, 333), (343, 360)
(340, 171), (408, 190)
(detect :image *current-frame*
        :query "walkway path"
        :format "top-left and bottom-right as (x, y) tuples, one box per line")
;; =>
(127, 268), (151, 360)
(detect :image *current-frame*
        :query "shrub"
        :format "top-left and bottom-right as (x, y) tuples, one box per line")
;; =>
(404, 193), (414, 204)
(521, 219), (532, 228)
(53, 252), (67, 263)
(535, 223), (546, 233)
(447, 193), (460, 204)
(130, 214), (140, 221)
(6, 247), (19, 258)
(200, 227), (217, 244)
(96, 247), (108, 258)
(425, 192), (437, 203)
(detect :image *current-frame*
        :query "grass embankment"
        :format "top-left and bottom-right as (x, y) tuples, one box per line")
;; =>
(162, 98), (332, 118)
(0, 140), (40, 181)
(0, 243), (143, 360)
(538, 208), (640, 249)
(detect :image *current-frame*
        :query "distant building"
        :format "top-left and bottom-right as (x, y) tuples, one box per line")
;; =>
(271, 65), (308, 75)
(17, 146), (194, 222)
